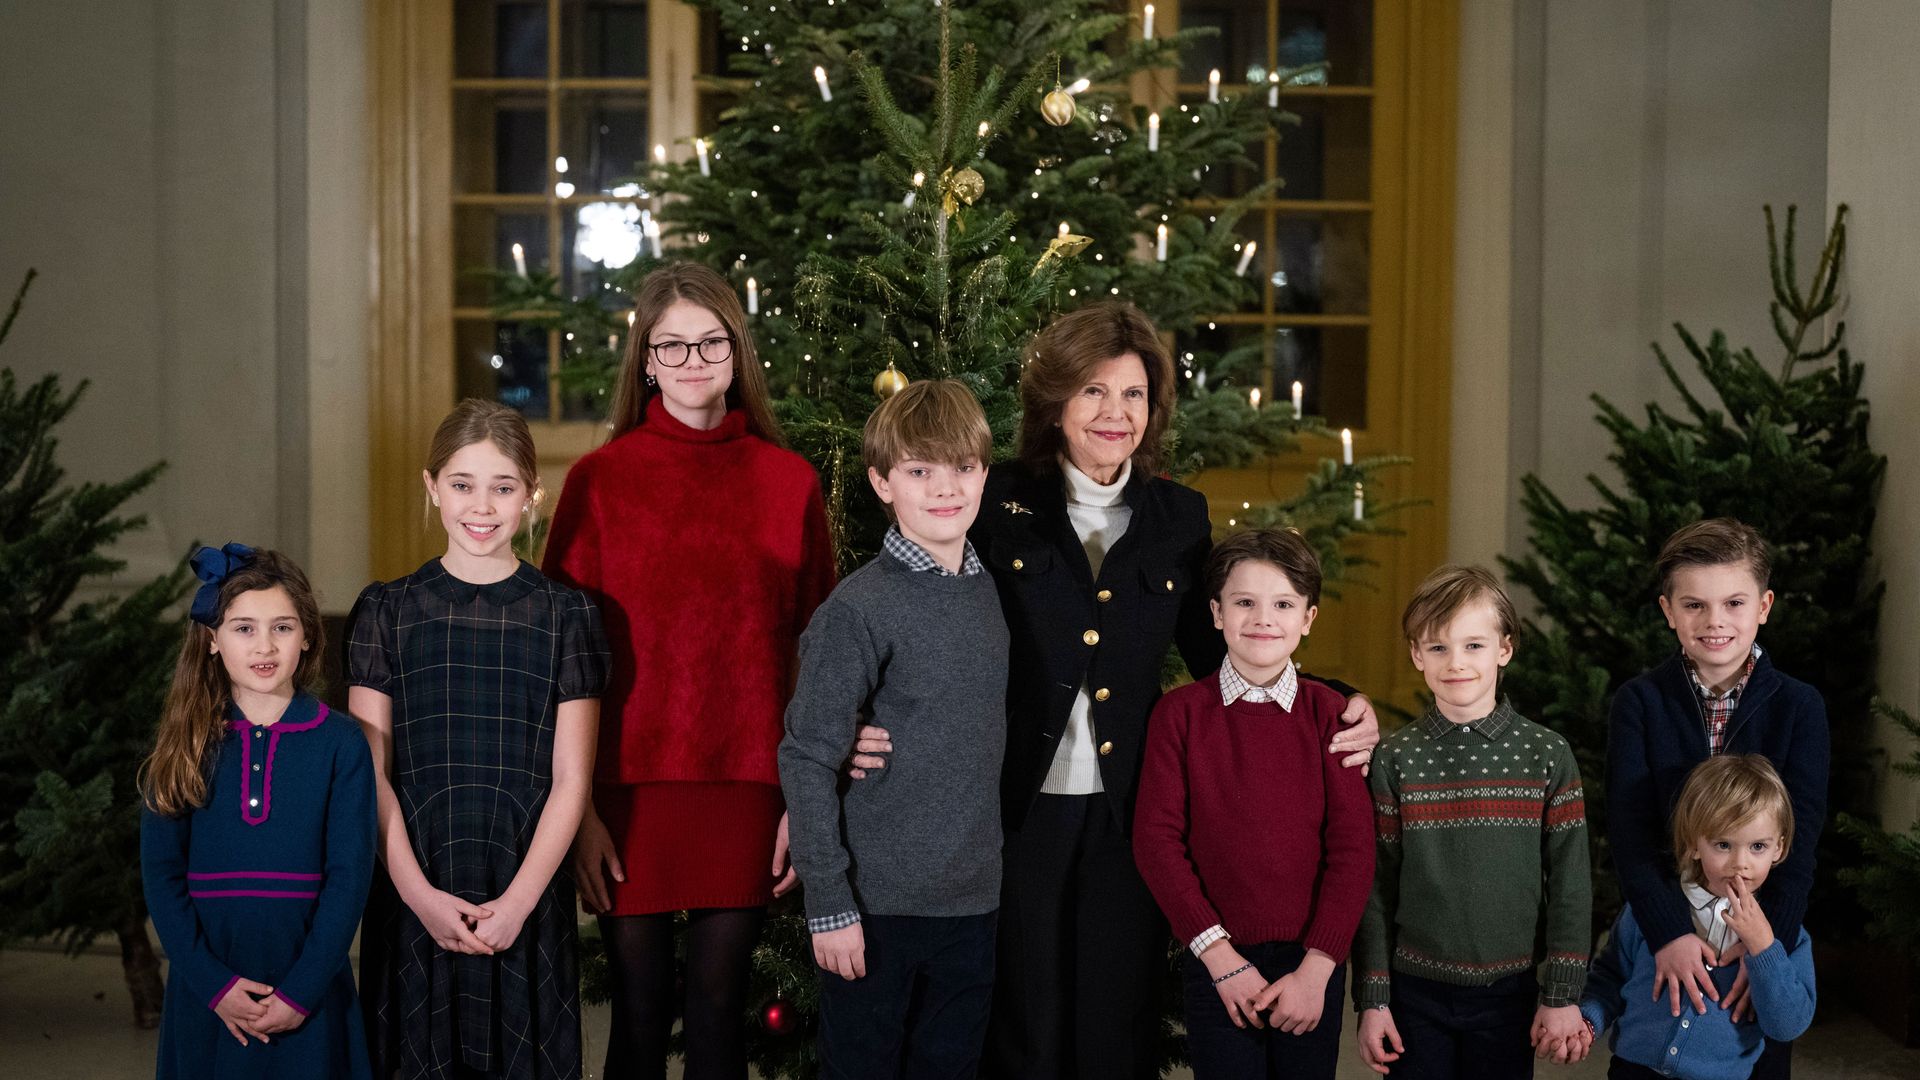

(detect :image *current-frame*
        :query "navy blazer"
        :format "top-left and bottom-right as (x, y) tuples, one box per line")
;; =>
(1605, 649), (1830, 950)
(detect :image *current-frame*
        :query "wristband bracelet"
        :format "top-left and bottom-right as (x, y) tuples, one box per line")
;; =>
(1212, 962), (1255, 985)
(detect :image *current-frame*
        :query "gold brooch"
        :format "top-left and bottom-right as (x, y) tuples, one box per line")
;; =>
(1002, 500), (1032, 515)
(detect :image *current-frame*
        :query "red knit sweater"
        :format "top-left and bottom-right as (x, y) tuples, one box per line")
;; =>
(1132, 674), (1376, 962)
(542, 398), (836, 786)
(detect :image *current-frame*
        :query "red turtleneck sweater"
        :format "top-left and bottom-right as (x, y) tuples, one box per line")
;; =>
(543, 398), (836, 786)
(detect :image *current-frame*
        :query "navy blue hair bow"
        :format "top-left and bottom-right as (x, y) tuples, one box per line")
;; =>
(189, 543), (257, 627)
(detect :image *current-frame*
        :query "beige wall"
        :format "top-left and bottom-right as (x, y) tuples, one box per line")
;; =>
(1828, 1), (1920, 832)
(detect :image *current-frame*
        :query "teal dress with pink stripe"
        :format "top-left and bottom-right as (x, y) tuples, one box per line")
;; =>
(140, 693), (375, 1079)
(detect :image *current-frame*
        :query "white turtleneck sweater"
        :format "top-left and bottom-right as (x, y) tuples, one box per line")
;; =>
(1041, 457), (1135, 795)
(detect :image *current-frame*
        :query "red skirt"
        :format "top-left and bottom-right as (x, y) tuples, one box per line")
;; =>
(595, 780), (786, 915)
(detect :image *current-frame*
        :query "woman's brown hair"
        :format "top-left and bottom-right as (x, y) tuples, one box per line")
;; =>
(139, 550), (327, 817)
(608, 261), (786, 447)
(1015, 301), (1177, 473)
(425, 398), (545, 538)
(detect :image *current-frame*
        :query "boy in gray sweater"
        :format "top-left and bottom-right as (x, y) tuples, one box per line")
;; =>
(778, 379), (1009, 1079)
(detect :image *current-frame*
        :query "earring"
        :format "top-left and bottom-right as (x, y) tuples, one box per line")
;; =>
(432, 495), (440, 507)
(645, 371), (657, 387)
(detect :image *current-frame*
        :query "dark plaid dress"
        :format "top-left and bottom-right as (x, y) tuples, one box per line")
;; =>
(348, 559), (608, 1080)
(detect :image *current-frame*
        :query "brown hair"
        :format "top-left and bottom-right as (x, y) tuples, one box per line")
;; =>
(863, 379), (993, 476)
(1015, 302), (1177, 473)
(1656, 518), (1772, 596)
(1670, 754), (1794, 885)
(1205, 528), (1323, 607)
(609, 262), (785, 447)
(139, 550), (327, 817)
(425, 398), (545, 538)
(1402, 564), (1519, 645)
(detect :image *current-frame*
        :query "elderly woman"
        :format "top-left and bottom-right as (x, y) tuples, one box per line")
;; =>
(855, 302), (1379, 1078)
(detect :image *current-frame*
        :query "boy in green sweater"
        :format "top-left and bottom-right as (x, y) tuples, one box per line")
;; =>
(1353, 565), (1592, 1078)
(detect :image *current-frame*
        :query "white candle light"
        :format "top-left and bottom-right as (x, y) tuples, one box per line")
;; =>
(511, 242), (527, 277)
(1249, 387), (1262, 409)
(904, 170), (925, 207)
(1269, 72), (1282, 108)
(695, 137), (710, 177)
(1143, 3), (1155, 40)
(746, 277), (760, 315)
(653, 143), (667, 166)
(608, 334), (619, 352)
(1066, 77), (1090, 96)
(813, 65), (832, 101)
(1155, 223), (1168, 262)
(1147, 113), (1160, 152)
(1291, 380), (1304, 417)
(1208, 69), (1221, 103)
(1235, 241), (1257, 276)
(1059, 221), (1070, 239)
(1341, 427), (1354, 465)
(1353, 482), (1365, 521)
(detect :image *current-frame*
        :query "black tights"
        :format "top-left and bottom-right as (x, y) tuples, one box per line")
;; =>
(598, 907), (766, 1080)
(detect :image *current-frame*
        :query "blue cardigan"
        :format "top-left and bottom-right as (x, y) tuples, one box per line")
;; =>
(1605, 650), (1829, 950)
(1582, 904), (1815, 1080)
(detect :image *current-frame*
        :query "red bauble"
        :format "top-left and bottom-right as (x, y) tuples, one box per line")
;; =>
(761, 998), (797, 1035)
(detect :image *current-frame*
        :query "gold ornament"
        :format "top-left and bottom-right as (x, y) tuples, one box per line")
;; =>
(1040, 88), (1076, 127)
(950, 167), (985, 206)
(1037, 233), (1094, 267)
(873, 361), (910, 399)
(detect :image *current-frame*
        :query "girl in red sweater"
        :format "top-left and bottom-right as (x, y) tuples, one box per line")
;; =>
(1133, 528), (1375, 1079)
(543, 263), (836, 1080)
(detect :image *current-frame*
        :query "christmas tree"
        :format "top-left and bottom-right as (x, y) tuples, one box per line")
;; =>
(504, 3), (1411, 1073)
(1501, 205), (1883, 934)
(0, 270), (195, 1027)
(1838, 699), (1920, 957)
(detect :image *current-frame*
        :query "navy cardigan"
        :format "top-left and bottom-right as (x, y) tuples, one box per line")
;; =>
(1605, 650), (1829, 951)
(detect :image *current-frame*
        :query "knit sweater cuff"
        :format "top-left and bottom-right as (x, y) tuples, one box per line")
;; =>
(1166, 899), (1225, 950)
(1540, 956), (1589, 1007)
(1302, 920), (1355, 964)
(800, 876), (858, 927)
(1355, 970), (1392, 1011)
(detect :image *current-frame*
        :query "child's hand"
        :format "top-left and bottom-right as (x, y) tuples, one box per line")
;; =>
(1253, 949), (1336, 1034)
(1201, 943), (1269, 1029)
(1723, 877), (1775, 956)
(771, 812), (798, 897)
(1356, 1005), (1403, 1074)
(406, 886), (494, 955)
(1652, 934), (1718, 1016)
(847, 724), (892, 780)
(1331, 695), (1380, 774)
(1530, 1004), (1588, 1063)
(255, 992), (308, 1035)
(471, 892), (533, 953)
(213, 978), (274, 1046)
(813, 923), (866, 980)
(569, 808), (626, 914)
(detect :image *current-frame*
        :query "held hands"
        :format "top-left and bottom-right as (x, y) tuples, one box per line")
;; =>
(1332, 694), (1381, 774)
(1356, 1006), (1404, 1074)
(1652, 934), (1719, 1017)
(213, 978), (275, 1046)
(771, 812), (798, 897)
(470, 891), (533, 953)
(847, 724), (892, 780)
(254, 992), (307, 1036)
(1253, 949), (1336, 1034)
(813, 923), (866, 981)
(1530, 1004), (1592, 1064)
(569, 808), (627, 915)
(406, 884), (494, 955)
(1201, 943), (1270, 1030)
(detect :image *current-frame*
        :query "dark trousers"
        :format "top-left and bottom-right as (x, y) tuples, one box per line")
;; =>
(1180, 940), (1346, 1080)
(986, 793), (1166, 1080)
(815, 911), (998, 1080)
(1385, 969), (1537, 1080)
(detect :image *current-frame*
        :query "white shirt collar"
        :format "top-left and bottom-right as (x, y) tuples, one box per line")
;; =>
(1219, 659), (1299, 709)
(1061, 456), (1131, 508)
(1683, 881), (1737, 956)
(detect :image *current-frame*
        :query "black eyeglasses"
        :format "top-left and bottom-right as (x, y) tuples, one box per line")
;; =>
(647, 336), (735, 368)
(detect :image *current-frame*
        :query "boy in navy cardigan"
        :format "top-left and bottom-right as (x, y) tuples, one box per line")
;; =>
(1606, 518), (1829, 1079)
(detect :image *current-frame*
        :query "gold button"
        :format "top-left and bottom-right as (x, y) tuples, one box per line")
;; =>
(1099, 741), (1114, 756)
(1096, 589), (1112, 602)
(1012, 558), (1024, 570)
(1095, 687), (1111, 702)
(1165, 579), (1175, 592)
(1082, 629), (1100, 646)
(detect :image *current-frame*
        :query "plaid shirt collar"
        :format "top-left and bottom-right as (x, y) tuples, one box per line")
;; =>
(1416, 698), (1516, 741)
(881, 525), (983, 577)
(1682, 642), (1762, 703)
(1219, 659), (1299, 708)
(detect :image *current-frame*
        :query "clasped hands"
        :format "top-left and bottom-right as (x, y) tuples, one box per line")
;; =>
(1202, 943), (1336, 1034)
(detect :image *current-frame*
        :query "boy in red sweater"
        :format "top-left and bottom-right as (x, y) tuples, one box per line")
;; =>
(1133, 528), (1375, 1079)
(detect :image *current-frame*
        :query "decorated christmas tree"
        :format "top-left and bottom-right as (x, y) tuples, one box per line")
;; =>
(1500, 206), (1883, 934)
(505, 2), (1411, 1073)
(0, 270), (194, 1027)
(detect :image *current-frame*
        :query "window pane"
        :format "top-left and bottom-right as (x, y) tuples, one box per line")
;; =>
(458, 320), (552, 418)
(563, 201), (647, 305)
(1178, 1), (1270, 86)
(561, 0), (648, 78)
(1279, 0), (1373, 86)
(1175, 323), (1266, 394)
(455, 0), (548, 79)
(455, 90), (549, 194)
(1273, 325), (1366, 428)
(1272, 213), (1369, 315)
(559, 90), (649, 195)
(454, 208), (549, 307)
(1274, 96), (1369, 200)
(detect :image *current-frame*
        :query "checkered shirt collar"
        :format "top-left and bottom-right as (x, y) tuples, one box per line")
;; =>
(1219, 659), (1299, 708)
(1416, 698), (1516, 741)
(1683, 642), (1763, 703)
(881, 525), (983, 577)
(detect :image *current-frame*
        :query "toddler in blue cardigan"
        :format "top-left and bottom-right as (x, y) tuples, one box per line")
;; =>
(1581, 754), (1815, 1080)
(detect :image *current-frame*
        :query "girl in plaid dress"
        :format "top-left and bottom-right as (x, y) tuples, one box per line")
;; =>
(350, 401), (609, 1080)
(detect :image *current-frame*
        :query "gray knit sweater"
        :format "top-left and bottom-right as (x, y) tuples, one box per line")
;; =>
(777, 550), (1010, 924)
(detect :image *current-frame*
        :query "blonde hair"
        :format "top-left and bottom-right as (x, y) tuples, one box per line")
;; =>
(139, 551), (326, 817)
(1402, 564), (1518, 645)
(1670, 754), (1794, 885)
(609, 262), (785, 447)
(425, 398), (543, 536)
(1016, 302), (1177, 474)
(863, 379), (993, 476)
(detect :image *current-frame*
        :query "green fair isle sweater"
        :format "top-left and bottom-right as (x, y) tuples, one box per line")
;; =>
(1354, 699), (1592, 1010)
